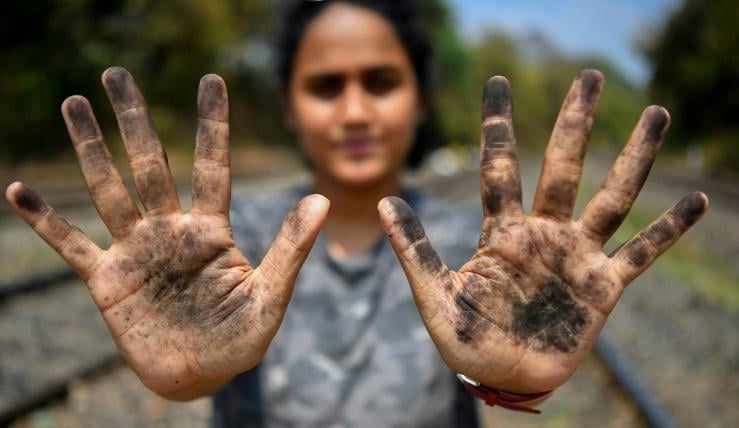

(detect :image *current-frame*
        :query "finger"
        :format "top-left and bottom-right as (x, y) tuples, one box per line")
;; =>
(611, 192), (708, 284)
(255, 195), (329, 306)
(192, 74), (230, 215)
(102, 66), (180, 215)
(532, 69), (605, 220)
(480, 76), (523, 217)
(6, 182), (103, 279)
(61, 96), (141, 239)
(579, 106), (670, 242)
(378, 196), (451, 320)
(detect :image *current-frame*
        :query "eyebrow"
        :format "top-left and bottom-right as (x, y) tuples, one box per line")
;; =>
(303, 64), (404, 79)
(363, 65), (403, 75)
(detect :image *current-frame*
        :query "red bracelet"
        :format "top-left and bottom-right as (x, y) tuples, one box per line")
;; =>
(456, 374), (553, 414)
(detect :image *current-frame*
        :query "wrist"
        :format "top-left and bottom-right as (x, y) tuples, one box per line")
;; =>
(141, 372), (234, 401)
(456, 374), (553, 414)
(157, 377), (231, 401)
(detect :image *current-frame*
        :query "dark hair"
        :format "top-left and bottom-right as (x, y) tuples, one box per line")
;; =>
(275, 0), (442, 168)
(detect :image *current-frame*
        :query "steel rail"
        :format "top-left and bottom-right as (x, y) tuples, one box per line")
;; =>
(595, 329), (680, 428)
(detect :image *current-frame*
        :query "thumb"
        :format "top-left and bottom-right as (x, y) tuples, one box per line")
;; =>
(256, 194), (329, 306)
(378, 196), (451, 320)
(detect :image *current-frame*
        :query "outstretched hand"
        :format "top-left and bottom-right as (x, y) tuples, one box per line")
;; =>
(378, 70), (707, 394)
(5, 67), (329, 400)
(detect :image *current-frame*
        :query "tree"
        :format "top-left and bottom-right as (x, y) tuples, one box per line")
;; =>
(0, 0), (275, 163)
(468, 31), (644, 153)
(643, 0), (739, 172)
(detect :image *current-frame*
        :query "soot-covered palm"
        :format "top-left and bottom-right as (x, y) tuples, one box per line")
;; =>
(6, 67), (706, 400)
(378, 70), (707, 393)
(5, 67), (329, 399)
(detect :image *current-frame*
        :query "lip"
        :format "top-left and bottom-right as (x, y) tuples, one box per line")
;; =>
(338, 138), (375, 157)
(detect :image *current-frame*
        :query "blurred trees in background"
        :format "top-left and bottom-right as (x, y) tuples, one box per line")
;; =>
(469, 32), (645, 152)
(643, 0), (739, 174)
(2, 0), (734, 175)
(0, 0), (279, 162)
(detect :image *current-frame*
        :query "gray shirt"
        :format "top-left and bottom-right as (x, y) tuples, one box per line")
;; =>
(213, 187), (482, 428)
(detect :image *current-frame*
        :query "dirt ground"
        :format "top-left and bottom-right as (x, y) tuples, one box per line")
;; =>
(3, 148), (738, 427)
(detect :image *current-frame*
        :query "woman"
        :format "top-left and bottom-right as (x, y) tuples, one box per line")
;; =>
(5, 0), (708, 427)
(216, 2), (485, 425)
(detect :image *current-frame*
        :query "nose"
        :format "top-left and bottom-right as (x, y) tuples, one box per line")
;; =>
(339, 82), (371, 125)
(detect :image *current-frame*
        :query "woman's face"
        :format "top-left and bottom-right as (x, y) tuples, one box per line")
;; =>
(287, 3), (422, 189)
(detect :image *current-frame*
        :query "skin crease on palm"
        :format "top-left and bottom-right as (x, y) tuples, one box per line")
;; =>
(5, 3), (707, 402)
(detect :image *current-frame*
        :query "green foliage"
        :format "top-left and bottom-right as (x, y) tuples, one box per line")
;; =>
(1, 0), (646, 165)
(426, 4), (479, 147)
(643, 0), (739, 173)
(611, 194), (739, 312)
(1, 1), (117, 161)
(465, 31), (645, 152)
(0, 0), (279, 163)
(580, 57), (648, 149)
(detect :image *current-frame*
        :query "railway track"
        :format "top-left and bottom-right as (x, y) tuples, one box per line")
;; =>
(1, 162), (736, 427)
(0, 274), (674, 428)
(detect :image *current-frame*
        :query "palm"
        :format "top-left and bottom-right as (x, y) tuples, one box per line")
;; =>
(379, 70), (707, 393)
(88, 212), (257, 394)
(6, 67), (328, 399)
(446, 216), (620, 391)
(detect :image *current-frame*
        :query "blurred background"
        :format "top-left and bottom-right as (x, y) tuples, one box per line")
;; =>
(1, 0), (737, 427)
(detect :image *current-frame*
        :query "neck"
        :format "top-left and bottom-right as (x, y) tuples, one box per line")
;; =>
(314, 173), (403, 260)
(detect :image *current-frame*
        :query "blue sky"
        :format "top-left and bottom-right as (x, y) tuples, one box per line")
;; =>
(451, 0), (682, 86)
